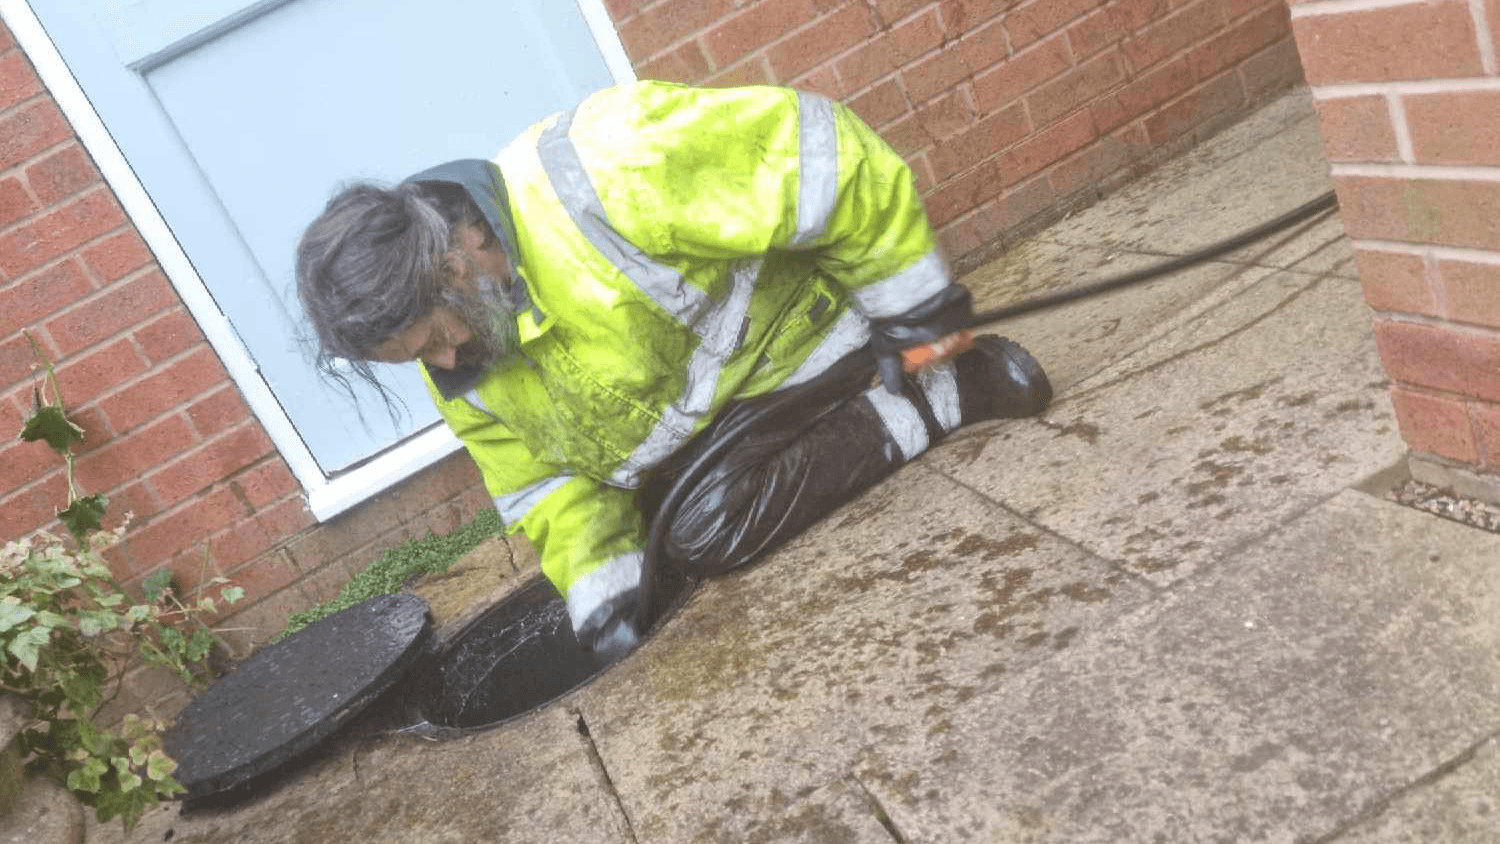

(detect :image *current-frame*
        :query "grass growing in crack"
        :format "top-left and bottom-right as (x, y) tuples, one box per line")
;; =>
(279, 509), (504, 638)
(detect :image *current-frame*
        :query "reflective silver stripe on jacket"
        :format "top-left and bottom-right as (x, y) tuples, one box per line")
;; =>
(464, 388), (495, 417)
(611, 258), (762, 487)
(863, 387), (929, 462)
(916, 361), (962, 433)
(565, 550), (644, 633)
(790, 92), (838, 248)
(850, 250), (950, 319)
(493, 474), (573, 527)
(537, 110), (713, 330)
(778, 307), (870, 389)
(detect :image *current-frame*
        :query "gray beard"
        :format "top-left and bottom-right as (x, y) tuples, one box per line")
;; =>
(445, 267), (521, 370)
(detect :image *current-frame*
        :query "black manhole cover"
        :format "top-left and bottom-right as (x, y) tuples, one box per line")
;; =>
(164, 592), (431, 799)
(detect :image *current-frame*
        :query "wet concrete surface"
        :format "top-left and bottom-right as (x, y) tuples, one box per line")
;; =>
(85, 88), (1500, 842)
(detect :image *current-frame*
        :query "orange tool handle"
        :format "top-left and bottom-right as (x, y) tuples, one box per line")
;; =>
(901, 329), (974, 373)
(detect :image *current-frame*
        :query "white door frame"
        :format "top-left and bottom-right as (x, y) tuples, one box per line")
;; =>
(1, 0), (636, 521)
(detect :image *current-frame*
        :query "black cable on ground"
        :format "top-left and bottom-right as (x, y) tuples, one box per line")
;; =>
(637, 188), (1341, 624)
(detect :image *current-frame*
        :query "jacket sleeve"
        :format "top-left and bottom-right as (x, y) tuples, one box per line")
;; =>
(575, 81), (951, 319)
(428, 387), (646, 634)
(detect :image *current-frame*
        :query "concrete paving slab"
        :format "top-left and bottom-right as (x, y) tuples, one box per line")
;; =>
(85, 705), (633, 844)
(572, 465), (1155, 843)
(1334, 737), (1500, 844)
(854, 491), (1500, 843)
(929, 270), (1405, 587)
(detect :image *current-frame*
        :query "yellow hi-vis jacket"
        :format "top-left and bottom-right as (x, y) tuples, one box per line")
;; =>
(416, 81), (953, 632)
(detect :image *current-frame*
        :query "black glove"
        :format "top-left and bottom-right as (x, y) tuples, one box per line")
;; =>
(867, 285), (974, 393)
(576, 587), (644, 666)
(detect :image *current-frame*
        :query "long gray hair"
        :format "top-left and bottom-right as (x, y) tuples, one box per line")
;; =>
(295, 180), (491, 412)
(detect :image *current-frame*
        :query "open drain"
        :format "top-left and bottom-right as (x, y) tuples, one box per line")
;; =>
(411, 575), (600, 731)
(166, 571), (693, 801)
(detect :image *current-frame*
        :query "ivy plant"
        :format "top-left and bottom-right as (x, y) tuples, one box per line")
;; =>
(2, 334), (243, 829)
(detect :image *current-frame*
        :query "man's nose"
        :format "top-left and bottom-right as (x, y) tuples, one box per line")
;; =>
(422, 345), (458, 369)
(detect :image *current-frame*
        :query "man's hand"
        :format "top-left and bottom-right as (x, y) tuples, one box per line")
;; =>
(577, 587), (644, 665)
(867, 285), (975, 392)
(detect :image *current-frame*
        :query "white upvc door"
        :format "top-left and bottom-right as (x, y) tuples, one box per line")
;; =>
(6, 0), (630, 518)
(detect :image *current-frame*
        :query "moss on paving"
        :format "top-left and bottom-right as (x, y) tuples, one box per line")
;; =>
(280, 509), (504, 638)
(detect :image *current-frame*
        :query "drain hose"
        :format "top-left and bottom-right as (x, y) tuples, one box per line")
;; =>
(638, 189), (1340, 625)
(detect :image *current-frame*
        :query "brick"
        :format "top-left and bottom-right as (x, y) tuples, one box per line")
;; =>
(849, 79), (912, 129)
(1405, 90), (1500, 167)
(1185, 2), (1287, 83)
(133, 309), (204, 364)
(0, 20), (13, 52)
(73, 412), (196, 494)
(1353, 248), (1436, 316)
(973, 32), (1073, 113)
(0, 437), (56, 500)
(1490, 0), (1500, 60)
(1389, 386), (1477, 463)
(117, 485), (245, 574)
(0, 101), (72, 172)
(902, 42), (970, 104)
(1067, 8), (1125, 60)
(1142, 68), (1245, 147)
(185, 383), (250, 438)
(767, 3), (877, 80)
(97, 345), (230, 433)
(218, 541), (301, 601)
(0, 471), (68, 541)
(914, 89), (976, 141)
(1438, 258), (1500, 330)
(1112, 0), (1172, 31)
(703, 55), (775, 88)
(147, 424), (273, 506)
(1236, 35), (1304, 100)
(994, 171), (1058, 231)
(230, 457), (302, 509)
(80, 229), (155, 283)
(1001, 108), (1098, 180)
(1473, 399), (1500, 469)
(1336, 175), (1500, 253)
(956, 17), (1010, 76)
(0, 332), (39, 391)
(1121, 0), (1224, 73)
(1373, 318), (1500, 403)
(1312, 95), (1399, 164)
(66, 404), (114, 452)
(639, 41), (714, 84)
(1048, 129), (1133, 197)
(1005, 0), (1103, 51)
(53, 337), (146, 403)
(0, 189), (126, 278)
(938, 0), (1011, 36)
(1105, 58), (1193, 133)
(1290, 0), (1482, 85)
(45, 270), (176, 355)
(927, 101), (1030, 181)
(0, 50), (41, 112)
(702, 0), (820, 69)
(0, 177), (36, 227)
(1, 259), (92, 328)
(1026, 49), (1124, 128)
(25, 145), (101, 205)
(878, 0), (937, 25)
(602, 0), (654, 20)
(794, 66), (844, 100)
(925, 159), (1005, 226)
(616, 0), (736, 61)
(835, 8), (946, 91)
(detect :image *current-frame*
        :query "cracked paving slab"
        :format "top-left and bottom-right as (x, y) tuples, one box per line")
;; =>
(852, 491), (1500, 843)
(85, 705), (634, 844)
(570, 465), (1154, 843)
(1331, 736), (1500, 843)
(928, 265), (1406, 587)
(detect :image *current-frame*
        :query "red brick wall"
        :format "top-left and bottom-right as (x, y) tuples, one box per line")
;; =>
(1291, 0), (1500, 491)
(610, 0), (1304, 266)
(2, 1), (1306, 650)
